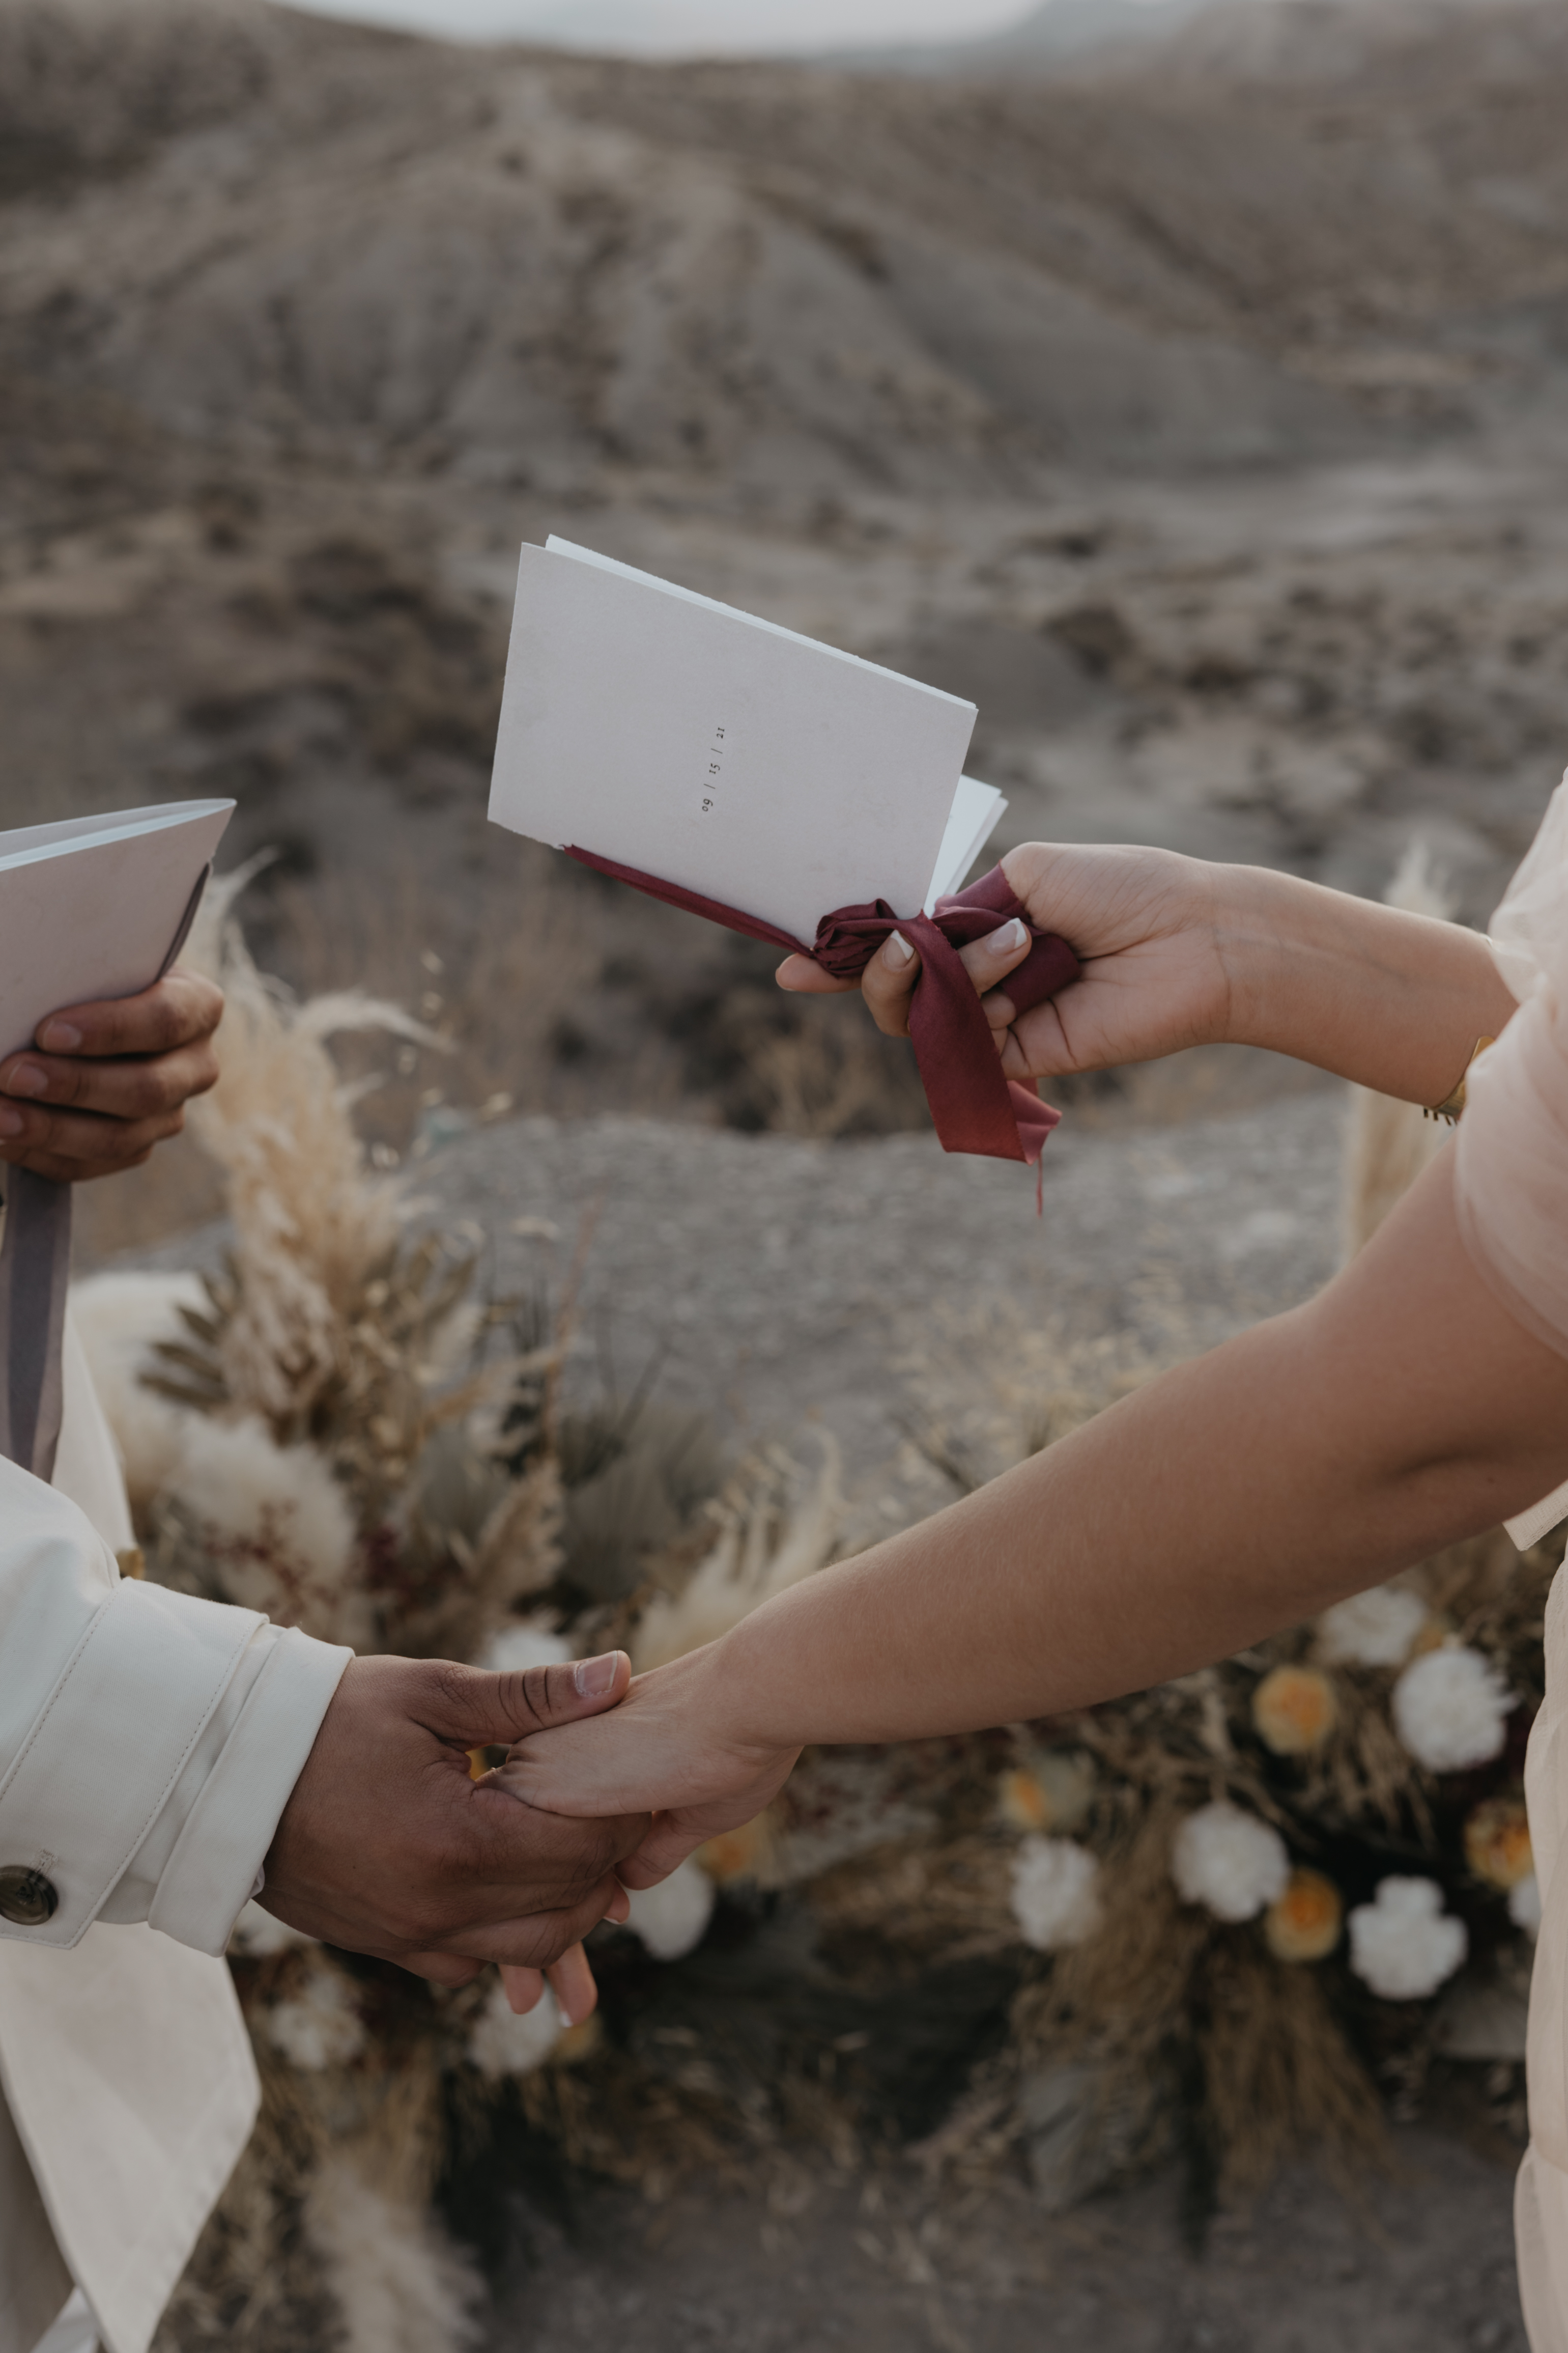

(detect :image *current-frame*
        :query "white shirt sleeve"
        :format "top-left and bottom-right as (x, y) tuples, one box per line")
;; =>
(0, 1459), (350, 1958)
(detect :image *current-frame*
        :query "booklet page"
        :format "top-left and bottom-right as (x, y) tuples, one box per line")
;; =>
(0, 800), (233, 1061)
(490, 543), (979, 944)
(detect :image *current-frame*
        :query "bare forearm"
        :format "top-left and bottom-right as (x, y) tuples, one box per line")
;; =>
(713, 1161), (1568, 1752)
(1217, 864), (1517, 1105)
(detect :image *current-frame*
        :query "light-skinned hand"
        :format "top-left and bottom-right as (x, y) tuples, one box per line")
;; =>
(775, 843), (1231, 1082)
(488, 1644), (798, 1892)
(263, 1650), (651, 2023)
(0, 967), (225, 1182)
(775, 839), (1517, 1110)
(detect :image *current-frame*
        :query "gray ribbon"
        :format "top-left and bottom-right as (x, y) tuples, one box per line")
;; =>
(0, 1169), (72, 1480)
(0, 859), (214, 1484)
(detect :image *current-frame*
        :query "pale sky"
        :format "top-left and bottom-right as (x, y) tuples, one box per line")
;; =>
(295, 0), (1180, 58)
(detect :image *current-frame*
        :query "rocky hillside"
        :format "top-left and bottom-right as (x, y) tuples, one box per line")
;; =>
(4, 0), (1567, 1251)
(1, 0), (1565, 500)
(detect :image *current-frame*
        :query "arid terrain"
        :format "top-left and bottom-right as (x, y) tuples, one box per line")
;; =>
(4, 0), (1567, 1257)
(6, 0), (1565, 2339)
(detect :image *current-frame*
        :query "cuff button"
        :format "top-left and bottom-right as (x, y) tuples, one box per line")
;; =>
(0, 1868), (59, 1926)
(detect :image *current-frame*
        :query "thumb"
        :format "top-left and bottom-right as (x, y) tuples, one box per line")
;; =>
(615, 1813), (709, 1890)
(775, 953), (856, 994)
(424, 1652), (633, 1751)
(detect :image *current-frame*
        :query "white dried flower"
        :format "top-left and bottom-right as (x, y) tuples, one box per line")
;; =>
(167, 1414), (372, 1649)
(1171, 1802), (1290, 1923)
(624, 1859), (716, 1962)
(70, 1270), (207, 1520)
(304, 2160), (482, 2353)
(1392, 1645), (1513, 1773)
(1348, 1876), (1468, 2000)
(1510, 1874), (1543, 1940)
(466, 1981), (564, 2080)
(230, 1900), (314, 1957)
(1010, 1837), (1102, 1950)
(1316, 1585), (1427, 1669)
(479, 1617), (572, 1674)
(267, 1964), (366, 2070)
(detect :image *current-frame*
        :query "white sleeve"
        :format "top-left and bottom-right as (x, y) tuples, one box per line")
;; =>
(0, 1459), (350, 1958)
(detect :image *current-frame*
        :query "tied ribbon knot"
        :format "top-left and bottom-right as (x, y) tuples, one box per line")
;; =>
(564, 850), (1081, 1169)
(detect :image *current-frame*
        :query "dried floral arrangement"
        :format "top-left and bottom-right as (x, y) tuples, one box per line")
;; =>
(76, 881), (1558, 2352)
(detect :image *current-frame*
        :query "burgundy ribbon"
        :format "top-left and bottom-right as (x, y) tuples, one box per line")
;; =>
(564, 848), (1081, 1167)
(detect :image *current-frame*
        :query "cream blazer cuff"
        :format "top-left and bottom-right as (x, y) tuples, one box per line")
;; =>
(0, 1458), (350, 1959)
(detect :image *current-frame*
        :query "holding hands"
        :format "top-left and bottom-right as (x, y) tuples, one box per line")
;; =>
(263, 1651), (652, 2026)
(488, 1644), (799, 1893)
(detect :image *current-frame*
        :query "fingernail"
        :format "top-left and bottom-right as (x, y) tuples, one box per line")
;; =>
(38, 1022), (80, 1052)
(988, 917), (1028, 955)
(5, 1062), (47, 1099)
(0, 1108), (22, 1138)
(885, 931), (914, 967)
(573, 1651), (619, 1698)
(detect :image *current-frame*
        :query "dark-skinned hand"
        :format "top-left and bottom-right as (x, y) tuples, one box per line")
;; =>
(262, 1652), (649, 2024)
(0, 966), (224, 1183)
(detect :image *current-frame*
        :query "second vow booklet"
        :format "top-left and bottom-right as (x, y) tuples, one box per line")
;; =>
(488, 538), (1005, 945)
(0, 800), (234, 1063)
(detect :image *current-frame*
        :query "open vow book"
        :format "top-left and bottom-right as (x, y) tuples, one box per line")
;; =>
(0, 800), (234, 1061)
(487, 537), (1005, 943)
(486, 537), (1082, 1173)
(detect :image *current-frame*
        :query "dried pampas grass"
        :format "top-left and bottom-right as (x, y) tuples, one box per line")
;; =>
(161, 1413), (370, 1648)
(70, 1270), (205, 1524)
(303, 2160), (483, 2353)
(1196, 1938), (1384, 2197)
(180, 868), (439, 1442)
(630, 1438), (845, 1672)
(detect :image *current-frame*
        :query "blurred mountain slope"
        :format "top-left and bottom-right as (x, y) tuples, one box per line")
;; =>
(818, 0), (1215, 76)
(0, 0), (1563, 500)
(1114, 0), (1568, 86)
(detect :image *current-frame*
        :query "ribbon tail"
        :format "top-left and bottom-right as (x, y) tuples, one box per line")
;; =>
(1009, 1080), (1062, 1169)
(906, 920), (1033, 1163)
(0, 1169), (72, 1481)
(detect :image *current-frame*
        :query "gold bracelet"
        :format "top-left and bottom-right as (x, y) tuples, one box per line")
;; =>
(1424, 1036), (1494, 1125)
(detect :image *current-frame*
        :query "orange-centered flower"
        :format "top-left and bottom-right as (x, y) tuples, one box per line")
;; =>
(698, 1813), (775, 1886)
(998, 1769), (1053, 1834)
(1252, 1665), (1338, 1756)
(1265, 1868), (1344, 1962)
(1464, 1795), (1533, 1890)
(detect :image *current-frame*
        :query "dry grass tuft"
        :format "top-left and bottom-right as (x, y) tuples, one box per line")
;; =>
(629, 1438), (847, 1673)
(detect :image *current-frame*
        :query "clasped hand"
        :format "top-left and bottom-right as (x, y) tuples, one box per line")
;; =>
(486, 1642), (800, 1891)
(262, 1652), (654, 2028)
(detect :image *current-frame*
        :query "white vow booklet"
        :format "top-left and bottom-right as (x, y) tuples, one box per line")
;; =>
(488, 538), (1007, 944)
(0, 800), (234, 1060)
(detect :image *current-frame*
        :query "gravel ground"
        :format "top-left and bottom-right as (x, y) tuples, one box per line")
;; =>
(486, 2113), (1524, 2353)
(421, 1088), (1345, 1481)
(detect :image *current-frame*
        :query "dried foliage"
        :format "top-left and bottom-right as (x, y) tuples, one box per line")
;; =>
(84, 892), (1559, 2350)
